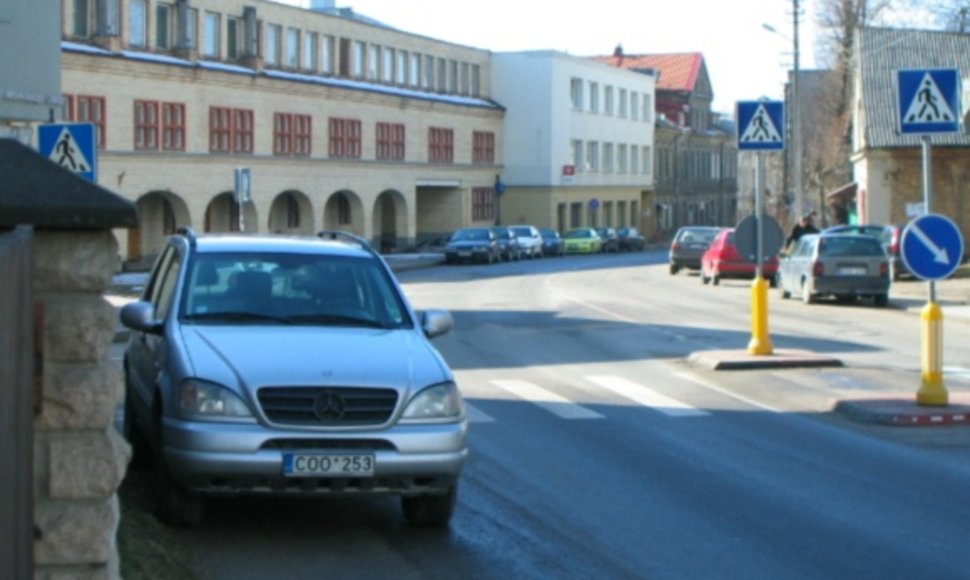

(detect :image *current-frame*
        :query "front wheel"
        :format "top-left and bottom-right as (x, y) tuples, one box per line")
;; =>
(402, 485), (457, 527)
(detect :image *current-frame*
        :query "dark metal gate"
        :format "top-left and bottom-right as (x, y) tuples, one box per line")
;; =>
(0, 226), (34, 579)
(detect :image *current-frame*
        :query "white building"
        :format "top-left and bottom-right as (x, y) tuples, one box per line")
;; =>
(491, 50), (656, 235)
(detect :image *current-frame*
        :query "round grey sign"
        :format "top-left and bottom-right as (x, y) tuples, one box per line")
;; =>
(734, 215), (784, 263)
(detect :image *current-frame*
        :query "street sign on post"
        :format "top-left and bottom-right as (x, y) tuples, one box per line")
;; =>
(901, 213), (964, 281)
(736, 100), (785, 151)
(735, 215), (784, 264)
(37, 123), (98, 182)
(897, 68), (961, 135)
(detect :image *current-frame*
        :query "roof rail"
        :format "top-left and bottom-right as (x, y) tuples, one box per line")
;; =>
(317, 230), (377, 256)
(177, 226), (198, 247)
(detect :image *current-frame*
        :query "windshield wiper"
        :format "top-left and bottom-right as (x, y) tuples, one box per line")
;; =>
(287, 313), (389, 329)
(184, 311), (294, 324)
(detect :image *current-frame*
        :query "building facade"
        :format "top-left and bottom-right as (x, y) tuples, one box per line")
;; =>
(59, 0), (504, 265)
(595, 50), (738, 236)
(851, 27), (970, 238)
(490, 51), (656, 237)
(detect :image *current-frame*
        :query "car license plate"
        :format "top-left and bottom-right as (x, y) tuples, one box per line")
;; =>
(283, 453), (375, 477)
(838, 266), (867, 275)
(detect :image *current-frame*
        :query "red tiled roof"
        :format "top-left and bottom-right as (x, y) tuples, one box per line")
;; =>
(591, 52), (704, 92)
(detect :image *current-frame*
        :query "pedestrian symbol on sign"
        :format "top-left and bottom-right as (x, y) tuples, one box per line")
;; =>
(50, 127), (91, 173)
(903, 73), (955, 124)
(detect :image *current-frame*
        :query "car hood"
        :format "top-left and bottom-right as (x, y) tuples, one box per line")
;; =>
(179, 325), (451, 396)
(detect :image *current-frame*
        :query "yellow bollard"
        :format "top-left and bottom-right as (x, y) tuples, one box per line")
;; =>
(917, 301), (948, 405)
(747, 275), (773, 355)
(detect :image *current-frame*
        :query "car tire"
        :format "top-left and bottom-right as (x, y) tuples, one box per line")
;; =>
(401, 484), (457, 527)
(154, 460), (204, 528)
(123, 375), (153, 470)
(712, 274), (720, 286)
(801, 280), (816, 304)
(768, 274), (778, 289)
(701, 269), (710, 285)
(874, 294), (889, 307)
(670, 264), (679, 275)
(778, 275), (790, 299)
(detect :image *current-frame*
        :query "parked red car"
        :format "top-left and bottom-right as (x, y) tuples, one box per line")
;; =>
(700, 228), (778, 286)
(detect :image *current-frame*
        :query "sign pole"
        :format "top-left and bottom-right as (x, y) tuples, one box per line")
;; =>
(748, 151), (773, 355)
(918, 135), (946, 405)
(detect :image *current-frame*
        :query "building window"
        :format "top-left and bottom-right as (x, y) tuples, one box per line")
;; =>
(619, 88), (628, 118)
(618, 144), (628, 173)
(376, 122), (405, 160)
(303, 32), (317, 71)
(617, 201), (627, 228)
(642, 146), (652, 175)
(202, 12), (219, 58)
(631, 145), (640, 174)
(472, 187), (495, 222)
(428, 127), (453, 163)
(76, 95), (106, 148)
(265, 24), (280, 65)
(396, 50), (407, 84)
(286, 27), (299, 68)
(321, 35), (334, 74)
(571, 139), (583, 172)
(368, 44), (380, 79)
(179, 7), (197, 49)
(472, 131), (494, 165)
(603, 143), (614, 173)
(62, 94), (75, 121)
(129, 0), (147, 47)
(631, 91), (640, 120)
(460, 62), (470, 95)
(570, 78), (583, 110)
(436, 58), (447, 92)
(383, 47), (395, 82)
(409, 53), (420, 86)
(471, 64), (480, 97)
(643, 94), (653, 122)
(353, 41), (365, 77)
(274, 113), (312, 156)
(226, 16), (239, 58)
(604, 201), (614, 227)
(423, 54), (434, 89)
(328, 118), (362, 159)
(337, 193), (351, 225)
(209, 106), (253, 153)
(605, 85), (614, 116)
(586, 141), (599, 172)
(134, 100), (158, 149)
(570, 202), (582, 227)
(162, 103), (185, 150)
(73, 0), (91, 37)
(449, 60), (458, 93)
(589, 82), (599, 113)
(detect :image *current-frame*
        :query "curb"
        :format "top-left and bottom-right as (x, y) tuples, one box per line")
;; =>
(688, 349), (844, 371)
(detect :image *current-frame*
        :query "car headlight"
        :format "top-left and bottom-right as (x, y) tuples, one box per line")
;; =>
(401, 382), (464, 422)
(178, 379), (255, 421)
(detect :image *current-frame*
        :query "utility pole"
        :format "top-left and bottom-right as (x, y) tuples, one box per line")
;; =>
(792, 0), (803, 221)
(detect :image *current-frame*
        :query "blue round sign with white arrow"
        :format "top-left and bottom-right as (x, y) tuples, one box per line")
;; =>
(900, 213), (964, 281)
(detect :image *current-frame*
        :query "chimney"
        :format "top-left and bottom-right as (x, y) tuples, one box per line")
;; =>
(613, 43), (624, 65)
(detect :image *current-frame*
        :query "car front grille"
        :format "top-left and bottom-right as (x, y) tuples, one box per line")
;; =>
(258, 387), (398, 426)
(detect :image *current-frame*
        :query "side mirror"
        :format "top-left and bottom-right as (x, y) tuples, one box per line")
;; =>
(421, 309), (453, 339)
(120, 301), (163, 334)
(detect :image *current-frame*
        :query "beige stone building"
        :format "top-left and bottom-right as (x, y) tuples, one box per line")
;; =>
(60, 0), (504, 265)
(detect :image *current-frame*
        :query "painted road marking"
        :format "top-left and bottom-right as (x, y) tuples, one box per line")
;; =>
(491, 379), (604, 420)
(586, 375), (710, 417)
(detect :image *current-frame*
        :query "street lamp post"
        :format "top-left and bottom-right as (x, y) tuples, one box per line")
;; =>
(763, 0), (802, 220)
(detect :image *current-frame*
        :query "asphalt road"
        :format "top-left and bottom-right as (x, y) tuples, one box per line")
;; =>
(114, 250), (970, 579)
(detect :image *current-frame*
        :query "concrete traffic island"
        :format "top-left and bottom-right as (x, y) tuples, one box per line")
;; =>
(833, 394), (970, 426)
(687, 348), (844, 371)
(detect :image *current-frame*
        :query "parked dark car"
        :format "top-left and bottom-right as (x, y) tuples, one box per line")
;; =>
(669, 226), (721, 274)
(539, 228), (564, 257)
(824, 223), (910, 280)
(778, 232), (891, 306)
(617, 227), (645, 251)
(490, 226), (521, 261)
(596, 227), (620, 253)
(445, 227), (501, 264)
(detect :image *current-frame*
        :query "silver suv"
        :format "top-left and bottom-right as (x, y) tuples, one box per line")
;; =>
(121, 229), (467, 527)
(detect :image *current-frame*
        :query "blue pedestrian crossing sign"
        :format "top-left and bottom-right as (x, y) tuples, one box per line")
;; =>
(38, 123), (98, 182)
(900, 213), (964, 281)
(737, 100), (785, 151)
(897, 68), (961, 134)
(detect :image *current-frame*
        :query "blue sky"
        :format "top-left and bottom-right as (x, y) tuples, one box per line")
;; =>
(277, 0), (822, 115)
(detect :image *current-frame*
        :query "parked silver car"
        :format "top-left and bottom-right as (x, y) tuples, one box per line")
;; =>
(777, 232), (891, 306)
(509, 224), (544, 259)
(121, 229), (467, 527)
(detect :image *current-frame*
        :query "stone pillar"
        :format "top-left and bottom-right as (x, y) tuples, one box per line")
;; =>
(32, 230), (130, 580)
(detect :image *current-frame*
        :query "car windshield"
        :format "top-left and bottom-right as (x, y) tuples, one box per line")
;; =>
(179, 252), (412, 329)
(566, 230), (591, 239)
(452, 229), (489, 242)
(679, 228), (719, 244)
(819, 236), (885, 256)
(540, 229), (558, 239)
(512, 227), (532, 236)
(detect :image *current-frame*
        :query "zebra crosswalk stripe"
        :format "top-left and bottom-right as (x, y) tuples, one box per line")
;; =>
(585, 375), (710, 417)
(490, 379), (604, 420)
